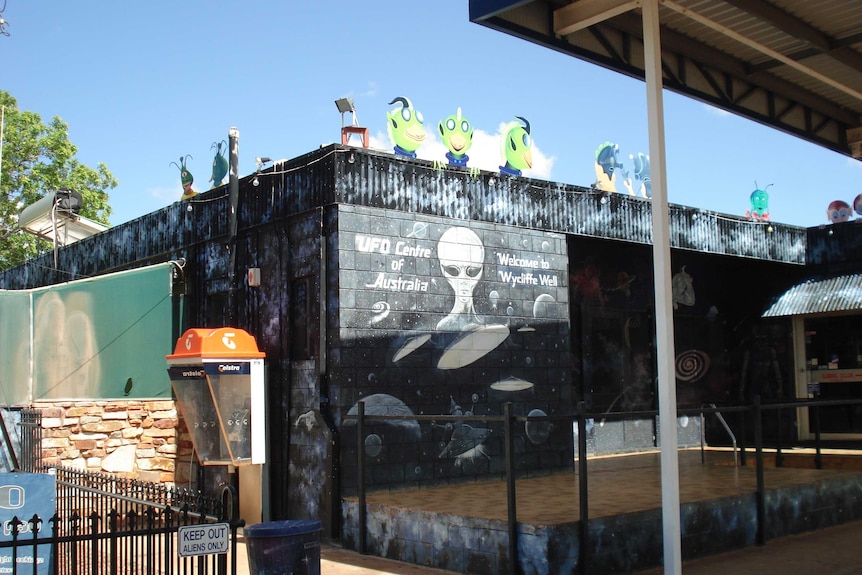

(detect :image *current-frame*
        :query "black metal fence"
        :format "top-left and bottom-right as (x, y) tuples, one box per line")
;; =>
(0, 465), (244, 575)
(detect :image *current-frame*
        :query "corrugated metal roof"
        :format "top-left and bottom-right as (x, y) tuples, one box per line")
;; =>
(470, 0), (862, 159)
(762, 273), (862, 317)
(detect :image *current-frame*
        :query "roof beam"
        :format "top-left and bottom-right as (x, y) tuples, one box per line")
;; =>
(554, 0), (641, 36)
(661, 0), (862, 103)
(609, 12), (859, 125)
(722, 0), (862, 75)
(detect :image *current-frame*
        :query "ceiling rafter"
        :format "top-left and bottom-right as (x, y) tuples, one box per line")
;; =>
(721, 0), (862, 75)
(609, 12), (857, 124)
(660, 0), (862, 103)
(470, 0), (862, 157)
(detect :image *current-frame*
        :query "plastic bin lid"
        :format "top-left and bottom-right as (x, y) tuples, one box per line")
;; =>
(244, 519), (322, 538)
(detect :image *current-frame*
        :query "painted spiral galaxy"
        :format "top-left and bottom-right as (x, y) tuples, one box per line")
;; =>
(675, 349), (710, 382)
(370, 301), (390, 324)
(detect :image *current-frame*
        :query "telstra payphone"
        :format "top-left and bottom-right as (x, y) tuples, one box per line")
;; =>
(166, 327), (268, 522)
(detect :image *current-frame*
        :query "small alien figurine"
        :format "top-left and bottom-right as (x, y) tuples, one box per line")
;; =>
(499, 116), (532, 176)
(827, 199), (852, 223)
(210, 140), (228, 189)
(628, 152), (651, 198)
(171, 155), (197, 201)
(438, 107), (474, 167)
(594, 141), (624, 192)
(746, 183), (772, 221)
(386, 97), (425, 158)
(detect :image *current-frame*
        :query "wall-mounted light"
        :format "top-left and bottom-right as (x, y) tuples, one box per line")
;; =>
(255, 157), (272, 171)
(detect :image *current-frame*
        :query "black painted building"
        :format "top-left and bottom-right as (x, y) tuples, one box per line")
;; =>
(0, 144), (817, 531)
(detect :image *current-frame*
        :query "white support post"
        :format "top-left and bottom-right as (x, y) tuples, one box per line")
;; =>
(642, 0), (682, 573)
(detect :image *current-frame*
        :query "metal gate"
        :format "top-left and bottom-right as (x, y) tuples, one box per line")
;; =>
(0, 465), (244, 575)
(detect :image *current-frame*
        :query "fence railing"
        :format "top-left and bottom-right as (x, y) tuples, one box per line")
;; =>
(350, 396), (862, 575)
(0, 465), (244, 575)
(18, 408), (43, 473)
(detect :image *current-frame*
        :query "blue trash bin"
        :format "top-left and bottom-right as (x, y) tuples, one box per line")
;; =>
(244, 519), (322, 575)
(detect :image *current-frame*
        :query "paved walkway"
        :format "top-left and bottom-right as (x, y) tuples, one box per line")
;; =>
(231, 519), (862, 574)
(633, 519), (862, 574)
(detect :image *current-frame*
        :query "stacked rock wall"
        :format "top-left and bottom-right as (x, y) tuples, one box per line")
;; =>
(35, 400), (195, 487)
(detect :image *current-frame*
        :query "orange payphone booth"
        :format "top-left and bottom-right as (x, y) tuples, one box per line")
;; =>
(167, 328), (268, 522)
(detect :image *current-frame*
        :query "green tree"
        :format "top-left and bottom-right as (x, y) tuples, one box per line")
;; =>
(0, 90), (117, 270)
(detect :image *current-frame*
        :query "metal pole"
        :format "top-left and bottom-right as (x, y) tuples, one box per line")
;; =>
(504, 402), (518, 575)
(577, 402), (589, 575)
(357, 401), (367, 555)
(753, 396), (765, 545)
(642, 1), (682, 572)
(813, 404), (822, 469)
(227, 127), (239, 325)
(0, 106), (5, 192)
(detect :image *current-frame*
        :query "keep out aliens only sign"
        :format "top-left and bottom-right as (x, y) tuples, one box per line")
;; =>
(178, 523), (230, 557)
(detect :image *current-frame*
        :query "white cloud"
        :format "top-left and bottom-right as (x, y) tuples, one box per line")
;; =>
(702, 103), (732, 117)
(363, 82), (379, 98)
(150, 182), (182, 203)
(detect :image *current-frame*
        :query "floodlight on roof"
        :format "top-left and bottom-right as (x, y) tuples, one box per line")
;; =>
(334, 97), (355, 115)
(335, 97), (368, 148)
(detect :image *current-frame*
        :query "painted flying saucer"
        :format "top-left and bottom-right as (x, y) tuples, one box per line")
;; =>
(437, 324), (509, 370)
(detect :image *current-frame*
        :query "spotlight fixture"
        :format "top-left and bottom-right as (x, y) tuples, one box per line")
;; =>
(252, 176), (260, 187)
(334, 97), (355, 116)
(255, 157), (272, 171)
(335, 97), (368, 147)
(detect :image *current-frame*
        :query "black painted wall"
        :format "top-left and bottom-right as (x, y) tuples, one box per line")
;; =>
(0, 144), (815, 526)
(331, 207), (572, 491)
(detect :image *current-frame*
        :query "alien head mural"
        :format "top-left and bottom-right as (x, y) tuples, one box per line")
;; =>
(499, 116), (533, 176)
(387, 96), (426, 158)
(438, 107), (474, 168)
(746, 183), (772, 221)
(339, 209), (571, 480)
(672, 266), (695, 310)
(854, 194), (862, 218)
(827, 199), (853, 223)
(210, 140), (228, 189)
(171, 155), (197, 201)
(436, 226), (485, 332)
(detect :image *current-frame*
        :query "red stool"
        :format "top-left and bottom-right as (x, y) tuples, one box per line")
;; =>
(341, 126), (369, 147)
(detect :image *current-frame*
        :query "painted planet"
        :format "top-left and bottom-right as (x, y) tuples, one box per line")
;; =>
(344, 394), (421, 441)
(525, 409), (552, 445)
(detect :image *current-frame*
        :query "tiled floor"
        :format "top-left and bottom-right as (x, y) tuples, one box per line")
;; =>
(351, 448), (861, 526)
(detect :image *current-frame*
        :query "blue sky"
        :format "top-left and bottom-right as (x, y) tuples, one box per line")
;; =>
(4, 0), (861, 228)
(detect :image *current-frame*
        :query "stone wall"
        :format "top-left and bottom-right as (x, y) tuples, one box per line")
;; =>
(36, 400), (196, 487)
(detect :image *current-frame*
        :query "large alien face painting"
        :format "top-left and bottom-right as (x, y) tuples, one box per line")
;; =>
(438, 227), (484, 304)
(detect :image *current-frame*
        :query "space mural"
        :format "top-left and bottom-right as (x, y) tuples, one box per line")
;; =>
(335, 207), (572, 482)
